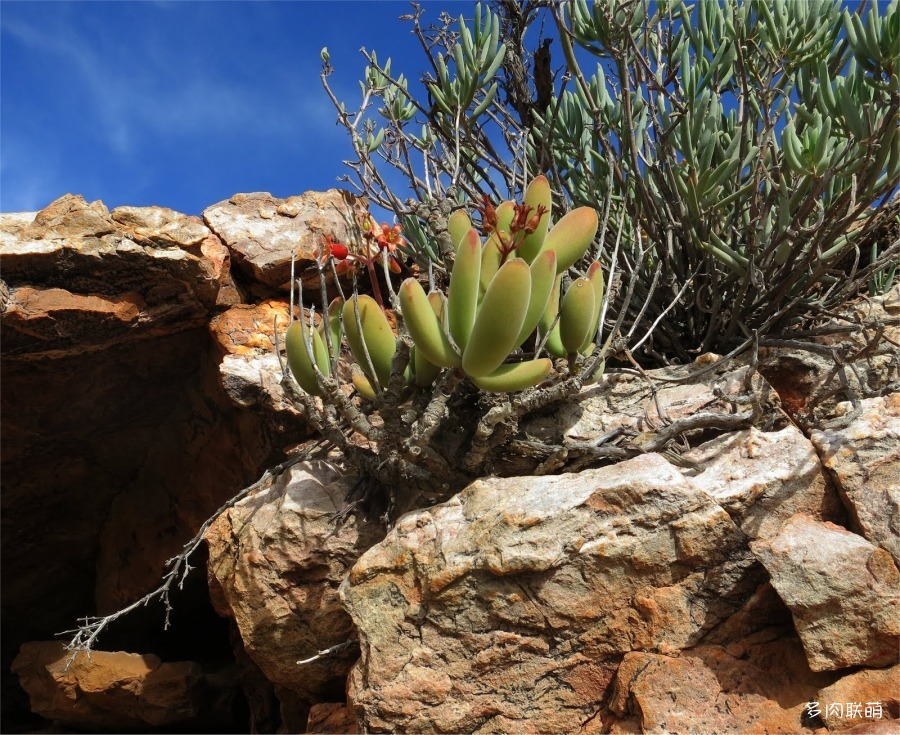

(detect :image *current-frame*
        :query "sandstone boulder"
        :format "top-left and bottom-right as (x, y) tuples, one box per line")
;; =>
(307, 703), (359, 734)
(683, 425), (843, 540)
(202, 190), (368, 293)
(206, 461), (386, 702)
(1, 195), (229, 359)
(809, 394), (900, 565)
(209, 300), (309, 429)
(12, 641), (207, 730)
(341, 454), (765, 733)
(110, 205), (211, 249)
(1, 192), (318, 729)
(751, 515), (899, 671)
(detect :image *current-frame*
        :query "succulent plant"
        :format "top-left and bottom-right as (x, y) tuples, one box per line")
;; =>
(285, 319), (330, 397)
(286, 175), (604, 397)
(397, 175), (603, 392)
(343, 294), (397, 393)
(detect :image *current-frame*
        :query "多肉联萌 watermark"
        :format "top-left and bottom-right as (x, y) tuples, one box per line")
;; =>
(805, 701), (885, 720)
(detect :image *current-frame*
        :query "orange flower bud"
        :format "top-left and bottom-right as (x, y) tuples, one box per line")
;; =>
(476, 194), (498, 234)
(524, 205), (548, 235)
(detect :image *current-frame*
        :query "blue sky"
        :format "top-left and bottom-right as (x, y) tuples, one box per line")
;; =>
(1, 1), (471, 216)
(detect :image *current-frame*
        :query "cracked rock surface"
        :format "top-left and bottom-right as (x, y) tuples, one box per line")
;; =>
(205, 461), (386, 702)
(751, 514), (900, 672)
(341, 454), (768, 733)
(809, 394), (900, 565)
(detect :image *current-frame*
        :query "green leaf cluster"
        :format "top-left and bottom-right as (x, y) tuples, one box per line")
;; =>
(286, 177), (603, 396)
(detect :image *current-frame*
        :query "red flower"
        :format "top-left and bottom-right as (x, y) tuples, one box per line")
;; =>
(331, 242), (349, 260)
(376, 222), (404, 252)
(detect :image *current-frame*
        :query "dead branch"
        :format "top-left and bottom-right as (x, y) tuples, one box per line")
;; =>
(63, 449), (321, 655)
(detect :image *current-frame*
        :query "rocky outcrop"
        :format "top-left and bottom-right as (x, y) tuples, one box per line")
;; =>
(609, 639), (837, 734)
(340, 454), (770, 732)
(1, 191), (349, 732)
(816, 665), (900, 731)
(306, 703), (359, 733)
(751, 514), (899, 672)
(6, 191), (898, 734)
(1, 195), (237, 359)
(208, 299), (310, 435)
(203, 359), (895, 733)
(684, 424), (843, 541)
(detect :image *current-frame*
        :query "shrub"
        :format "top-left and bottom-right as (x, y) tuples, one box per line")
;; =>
(322, 0), (899, 362)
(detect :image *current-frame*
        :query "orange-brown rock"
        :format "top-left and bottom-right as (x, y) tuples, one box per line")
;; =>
(12, 641), (204, 730)
(608, 639), (839, 734)
(110, 205), (210, 249)
(1, 194), (229, 359)
(306, 703), (359, 733)
(752, 515), (900, 671)
(817, 664), (900, 732)
(207, 299), (319, 440)
(1, 191), (347, 731)
(23, 193), (116, 239)
(210, 299), (291, 357)
(341, 454), (767, 733)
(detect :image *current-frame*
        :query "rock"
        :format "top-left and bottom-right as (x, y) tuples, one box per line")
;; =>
(306, 703), (358, 733)
(522, 356), (780, 453)
(202, 191), (368, 292)
(210, 299), (290, 358)
(699, 581), (797, 658)
(25, 194), (116, 239)
(816, 664), (899, 732)
(759, 288), (900, 423)
(12, 641), (203, 730)
(205, 461), (386, 702)
(209, 300), (308, 425)
(885, 281), (900, 314)
(1, 193), (318, 728)
(1, 196), (229, 359)
(751, 515), (900, 671)
(111, 204), (243, 307)
(839, 720), (900, 734)
(341, 454), (765, 733)
(608, 639), (838, 734)
(1, 328), (270, 637)
(110, 205), (210, 249)
(684, 425), (843, 540)
(274, 686), (312, 734)
(809, 394), (900, 565)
